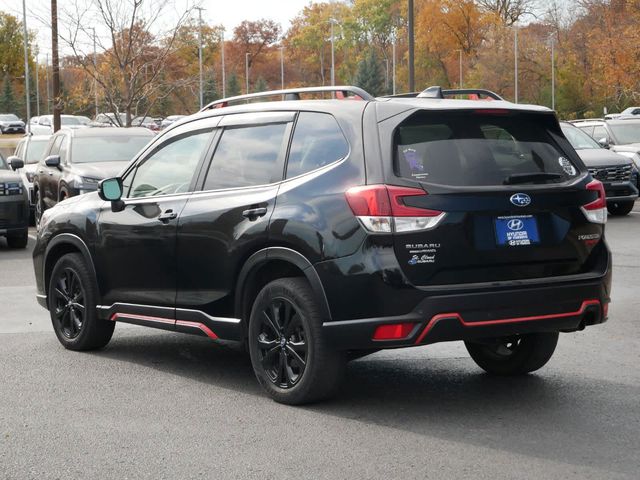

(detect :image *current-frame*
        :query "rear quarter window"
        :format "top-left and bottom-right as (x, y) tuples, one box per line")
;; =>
(394, 111), (580, 187)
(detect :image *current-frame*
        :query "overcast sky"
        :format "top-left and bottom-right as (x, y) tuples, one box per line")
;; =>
(1, 0), (317, 58)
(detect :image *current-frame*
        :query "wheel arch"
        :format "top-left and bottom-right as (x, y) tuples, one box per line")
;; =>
(235, 247), (332, 328)
(44, 233), (99, 304)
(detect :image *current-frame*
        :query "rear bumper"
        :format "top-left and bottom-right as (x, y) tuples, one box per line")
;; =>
(322, 276), (610, 351)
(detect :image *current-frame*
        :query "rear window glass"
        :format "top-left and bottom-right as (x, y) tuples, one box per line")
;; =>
(394, 111), (579, 186)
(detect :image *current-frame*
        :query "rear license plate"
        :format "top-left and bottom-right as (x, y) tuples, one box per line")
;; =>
(495, 215), (539, 246)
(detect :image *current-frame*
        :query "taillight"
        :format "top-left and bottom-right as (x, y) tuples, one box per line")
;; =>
(345, 184), (445, 233)
(581, 179), (607, 224)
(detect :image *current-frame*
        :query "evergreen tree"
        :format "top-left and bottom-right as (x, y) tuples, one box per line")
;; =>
(227, 73), (241, 97)
(0, 75), (16, 113)
(203, 76), (219, 104)
(253, 77), (268, 93)
(353, 51), (385, 97)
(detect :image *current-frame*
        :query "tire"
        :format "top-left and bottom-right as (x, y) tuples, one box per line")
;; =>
(465, 332), (559, 376)
(248, 277), (346, 405)
(6, 229), (28, 249)
(607, 201), (634, 216)
(48, 253), (114, 351)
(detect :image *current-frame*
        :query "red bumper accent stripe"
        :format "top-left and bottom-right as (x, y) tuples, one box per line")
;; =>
(414, 299), (601, 345)
(175, 320), (218, 340)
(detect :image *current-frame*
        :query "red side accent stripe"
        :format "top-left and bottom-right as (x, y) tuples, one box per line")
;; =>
(414, 299), (601, 345)
(175, 320), (218, 340)
(110, 313), (219, 340)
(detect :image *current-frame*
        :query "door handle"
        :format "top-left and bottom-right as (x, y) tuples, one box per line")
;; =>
(242, 207), (268, 220)
(157, 209), (178, 223)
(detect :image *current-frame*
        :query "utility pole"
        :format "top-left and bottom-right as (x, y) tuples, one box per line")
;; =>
(22, 0), (31, 133)
(514, 25), (519, 104)
(280, 46), (284, 90)
(221, 29), (226, 98)
(91, 27), (98, 117)
(408, 0), (415, 92)
(245, 53), (250, 94)
(51, 0), (61, 132)
(196, 7), (204, 109)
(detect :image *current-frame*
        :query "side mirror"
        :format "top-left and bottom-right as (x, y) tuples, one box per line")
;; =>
(98, 177), (123, 201)
(7, 156), (24, 170)
(597, 137), (610, 149)
(44, 155), (61, 168)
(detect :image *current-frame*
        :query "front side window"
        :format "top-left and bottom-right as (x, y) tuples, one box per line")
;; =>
(561, 124), (600, 150)
(394, 111), (579, 186)
(204, 123), (288, 190)
(286, 112), (349, 178)
(128, 130), (213, 198)
(25, 139), (48, 164)
(592, 126), (608, 142)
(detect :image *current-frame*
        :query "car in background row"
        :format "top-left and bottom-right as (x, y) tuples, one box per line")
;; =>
(571, 117), (640, 170)
(561, 122), (638, 216)
(33, 127), (154, 226)
(620, 107), (640, 116)
(0, 114), (26, 134)
(9, 135), (51, 222)
(0, 153), (29, 248)
(29, 115), (89, 135)
(132, 116), (162, 132)
(160, 115), (187, 130)
(91, 113), (128, 127)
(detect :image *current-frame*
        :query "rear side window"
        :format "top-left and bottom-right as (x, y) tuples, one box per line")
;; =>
(204, 123), (288, 190)
(394, 111), (579, 186)
(286, 112), (349, 178)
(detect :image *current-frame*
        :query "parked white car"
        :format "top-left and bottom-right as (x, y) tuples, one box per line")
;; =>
(29, 115), (89, 135)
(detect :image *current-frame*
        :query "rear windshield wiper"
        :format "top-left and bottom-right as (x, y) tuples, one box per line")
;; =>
(503, 173), (564, 185)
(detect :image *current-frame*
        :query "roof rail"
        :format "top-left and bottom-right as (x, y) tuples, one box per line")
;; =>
(201, 86), (375, 111)
(383, 87), (504, 101)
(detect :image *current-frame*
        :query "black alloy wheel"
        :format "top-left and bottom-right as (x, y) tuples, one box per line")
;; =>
(248, 278), (345, 405)
(48, 253), (114, 350)
(52, 267), (86, 339)
(257, 297), (308, 389)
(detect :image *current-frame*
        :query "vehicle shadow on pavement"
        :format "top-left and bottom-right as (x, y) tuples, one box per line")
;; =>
(93, 329), (639, 477)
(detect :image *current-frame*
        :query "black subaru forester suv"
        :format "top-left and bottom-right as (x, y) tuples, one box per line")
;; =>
(33, 86), (612, 404)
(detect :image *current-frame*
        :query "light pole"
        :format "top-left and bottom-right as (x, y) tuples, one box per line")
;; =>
(280, 46), (284, 90)
(550, 35), (555, 110)
(45, 53), (50, 114)
(456, 49), (463, 88)
(196, 7), (204, 109)
(91, 27), (98, 117)
(514, 24), (519, 103)
(392, 37), (396, 95)
(22, 0), (31, 133)
(245, 52), (250, 94)
(35, 53), (40, 116)
(220, 29), (226, 98)
(330, 20), (335, 86)
(408, 0), (415, 92)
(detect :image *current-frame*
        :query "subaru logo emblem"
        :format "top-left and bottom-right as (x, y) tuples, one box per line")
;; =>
(507, 219), (524, 231)
(510, 193), (531, 207)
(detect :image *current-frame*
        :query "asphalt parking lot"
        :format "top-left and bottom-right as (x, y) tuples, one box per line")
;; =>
(1, 211), (639, 480)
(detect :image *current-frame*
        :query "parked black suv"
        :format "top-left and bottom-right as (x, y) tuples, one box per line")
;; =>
(33, 86), (612, 404)
(561, 122), (638, 215)
(0, 154), (28, 248)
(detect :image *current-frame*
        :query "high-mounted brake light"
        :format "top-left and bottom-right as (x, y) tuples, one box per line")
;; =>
(581, 179), (607, 224)
(345, 185), (446, 233)
(472, 109), (510, 115)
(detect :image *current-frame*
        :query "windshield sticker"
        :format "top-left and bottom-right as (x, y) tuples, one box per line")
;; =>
(559, 157), (576, 176)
